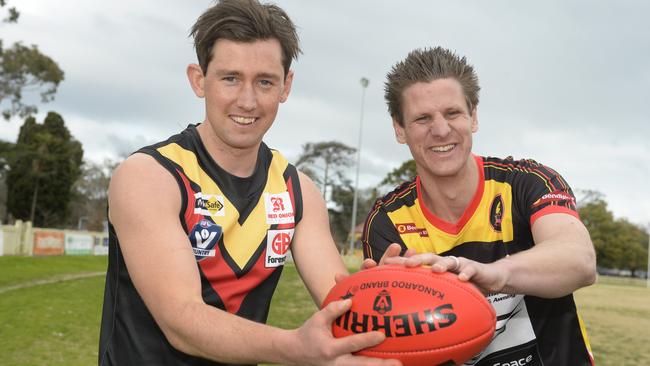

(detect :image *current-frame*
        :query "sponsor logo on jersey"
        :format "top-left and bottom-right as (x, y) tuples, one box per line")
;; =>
(189, 219), (222, 260)
(194, 192), (225, 217)
(395, 222), (429, 237)
(265, 228), (294, 267)
(531, 189), (575, 208)
(489, 195), (504, 232)
(264, 192), (295, 224)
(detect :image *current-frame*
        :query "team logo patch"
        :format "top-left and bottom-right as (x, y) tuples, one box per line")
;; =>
(189, 219), (222, 260)
(264, 192), (294, 224)
(194, 192), (225, 217)
(265, 229), (294, 267)
(531, 190), (576, 208)
(395, 223), (429, 237)
(489, 195), (504, 232)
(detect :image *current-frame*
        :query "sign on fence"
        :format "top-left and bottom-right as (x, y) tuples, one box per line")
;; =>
(0, 231), (4, 256)
(65, 233), (93, 255)
(33, 231), (65, 255)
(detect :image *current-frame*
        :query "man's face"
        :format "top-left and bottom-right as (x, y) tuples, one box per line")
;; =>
(193, 38), (292, 152)
(393, 78), (478, 179)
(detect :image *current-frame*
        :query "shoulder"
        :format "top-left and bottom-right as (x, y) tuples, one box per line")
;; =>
(482, 155), (566, 185)
(109, 153), (180, 219)
(374, 179), (418, 213)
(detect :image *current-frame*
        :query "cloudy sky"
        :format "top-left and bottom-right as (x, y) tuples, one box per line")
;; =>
(2, 0), (649, 225)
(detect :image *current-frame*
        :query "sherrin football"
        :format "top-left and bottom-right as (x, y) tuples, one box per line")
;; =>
(322, 264), (496, 366)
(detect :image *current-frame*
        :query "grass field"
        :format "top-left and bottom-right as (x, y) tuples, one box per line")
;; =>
(0, 255), (648, 365)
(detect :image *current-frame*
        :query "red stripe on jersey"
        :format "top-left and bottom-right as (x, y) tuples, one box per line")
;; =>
(530, 205), (580, 226)
(177, 169), (201, 230)
(417, 156), (485, 235)
(199, 248), (274, 314)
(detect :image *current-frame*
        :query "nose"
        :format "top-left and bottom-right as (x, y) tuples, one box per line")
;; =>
(236, 83), (257, 111)
(429, 113), (451, 138)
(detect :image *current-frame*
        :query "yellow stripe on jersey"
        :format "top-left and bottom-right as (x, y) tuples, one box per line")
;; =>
(157, 144), (291, 269)
(388, 180), (515, 254)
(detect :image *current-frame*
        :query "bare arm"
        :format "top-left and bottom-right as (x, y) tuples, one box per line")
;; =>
(291, 171), (348, 304)
(111, 155), (398, 366)
(391, 213), (597, 298)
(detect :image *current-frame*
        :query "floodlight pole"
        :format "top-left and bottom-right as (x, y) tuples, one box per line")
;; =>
(647, 224), (649, 288)
(349, 77), (369, 255)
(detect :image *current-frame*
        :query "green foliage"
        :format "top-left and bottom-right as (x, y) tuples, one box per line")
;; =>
(6, 112), (83, 227)
(1, 1), (64, 120)
(295, 141), (356, 199)
(379, 159), (416, 190)
(1, 0), (20, 24)
(578, 195), (648, 274)
(66, 159), (117, 231)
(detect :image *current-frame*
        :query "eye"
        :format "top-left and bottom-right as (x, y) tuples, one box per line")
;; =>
(259, 79), (274, 88)
(222, 76), (237, 83)
(446, 110), (462, 119)
(414, 115), (429, 123)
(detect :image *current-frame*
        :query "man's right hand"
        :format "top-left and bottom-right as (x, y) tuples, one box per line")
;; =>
(287, 299), (402, 366)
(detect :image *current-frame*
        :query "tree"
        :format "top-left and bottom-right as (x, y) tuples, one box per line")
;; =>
(578, 192), (649, 275)
(66, 159), (117, 231)
(1, 1), (65, 120)
(294, 141), (356, 200)
(378, 159), (416, 194)
(6, 112), (83, 227)
(0, 139), (13, 221)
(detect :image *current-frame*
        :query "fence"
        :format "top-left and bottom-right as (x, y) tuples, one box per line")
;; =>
(0, 220), (108, 256)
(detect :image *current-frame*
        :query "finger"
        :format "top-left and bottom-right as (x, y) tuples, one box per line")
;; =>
(378, 243), (403, 265)
(404, 248), (417, 257)
(458, 264), (476, 282)
(361, 259), (378, 270)
(331, 330), (386, 355)
(404, 252), (437, 267)
(321, 299), (353, 322)
(382, 256), (409, 266)
(338, 354), (403, 366)
(431, 255), (459, 273)
(335, 273), (349, 284)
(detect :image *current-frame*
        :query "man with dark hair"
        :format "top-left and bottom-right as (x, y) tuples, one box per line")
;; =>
(363, 47), (597, 365)
(98, 1), (399, 365)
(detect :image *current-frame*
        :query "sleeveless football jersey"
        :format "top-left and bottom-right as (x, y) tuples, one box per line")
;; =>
(363, 155), (594, 366)
(99, 124), (303, 366)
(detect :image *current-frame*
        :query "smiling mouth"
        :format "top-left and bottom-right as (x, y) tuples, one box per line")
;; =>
(231, 115), (257, 125)
(430, 144), (455, 152)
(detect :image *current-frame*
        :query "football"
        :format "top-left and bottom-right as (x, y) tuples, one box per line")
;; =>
(322, 264), (496, 366)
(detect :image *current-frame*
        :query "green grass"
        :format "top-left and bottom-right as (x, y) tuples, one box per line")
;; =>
(0, 255), (108, 288)
(0, 256), (648, 366)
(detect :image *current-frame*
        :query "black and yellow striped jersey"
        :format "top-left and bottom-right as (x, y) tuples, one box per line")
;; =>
(363, 155), (594, 366)
(99, 124), (302, 366)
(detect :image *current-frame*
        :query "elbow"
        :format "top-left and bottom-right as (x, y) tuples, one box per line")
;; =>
(580, 246), (598, 287)
(156, 302), (202, 357)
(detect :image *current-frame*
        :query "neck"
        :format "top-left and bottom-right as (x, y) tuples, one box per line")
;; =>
(418, 156), (479, 223)
(196, 123), (259, 177)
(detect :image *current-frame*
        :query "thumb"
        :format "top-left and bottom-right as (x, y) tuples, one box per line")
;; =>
(321, 299), (352, 322)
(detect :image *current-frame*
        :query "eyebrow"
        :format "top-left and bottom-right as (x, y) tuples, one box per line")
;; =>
(214, 69), (282, 80)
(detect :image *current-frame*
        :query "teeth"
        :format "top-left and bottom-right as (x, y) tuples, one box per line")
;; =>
(431, 144), (455, 152)
(232, 116), (256, 125)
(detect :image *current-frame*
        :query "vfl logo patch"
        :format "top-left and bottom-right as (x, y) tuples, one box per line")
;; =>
(531, 190), (576, 208)
(395, 223), (429, 237)
(189, 219), (222, 260)
(489, 195), (504, 232)
(265, 229), (294, 267)
(373, 290), (393, 315)
(194, 192), (225, 217)
(264, 192), (294, 224)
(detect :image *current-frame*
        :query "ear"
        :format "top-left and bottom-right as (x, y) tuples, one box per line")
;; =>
(187, 63), (205, 98)
(393, 118), (407, 144)
(470, 107), (478, 133)
(280, 70), (294, 103)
